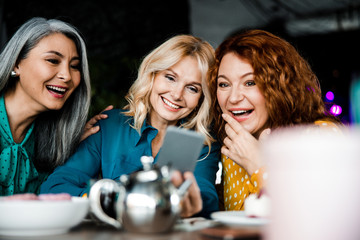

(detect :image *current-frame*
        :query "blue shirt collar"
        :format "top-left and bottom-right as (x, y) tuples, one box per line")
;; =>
(132, 117), (157, 147)
(132, 116), (188, 147)
(0, 94), (34, 146)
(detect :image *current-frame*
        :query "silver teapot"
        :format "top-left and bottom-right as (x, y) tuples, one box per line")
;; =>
(89, 156), (191, 233)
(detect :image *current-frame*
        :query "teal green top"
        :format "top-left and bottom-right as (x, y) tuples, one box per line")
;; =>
(0, 95), (48, 196)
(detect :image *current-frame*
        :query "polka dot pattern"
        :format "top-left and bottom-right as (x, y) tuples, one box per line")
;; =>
(222, 153), (265, 211)
(0, 95), (48, 196)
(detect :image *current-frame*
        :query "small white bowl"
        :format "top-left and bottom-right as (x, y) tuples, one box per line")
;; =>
(0, 197), (89, 236)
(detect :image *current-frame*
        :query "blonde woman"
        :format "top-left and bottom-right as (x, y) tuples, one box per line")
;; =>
(41, 35), (221, 218)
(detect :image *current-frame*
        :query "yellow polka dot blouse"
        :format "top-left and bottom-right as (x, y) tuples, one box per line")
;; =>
(222, 154), (266, 210)
(222, 120), (341, 211)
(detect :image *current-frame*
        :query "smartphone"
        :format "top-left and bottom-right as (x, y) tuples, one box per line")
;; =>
(155, 126), (205, 172)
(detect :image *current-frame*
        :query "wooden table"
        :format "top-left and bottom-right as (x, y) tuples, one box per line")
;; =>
(0, 218), (264, 240)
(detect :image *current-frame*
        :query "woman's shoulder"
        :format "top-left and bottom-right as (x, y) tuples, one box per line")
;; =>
(104, 108), (130, 118)
(314, 119), (341, 128)
(99, 109), (134, 128)
(313, 119), (343, 133)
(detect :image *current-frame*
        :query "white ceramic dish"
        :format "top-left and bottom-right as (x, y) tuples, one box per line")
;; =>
(211, 211), (269, 226)
(0, 197), (89, 236)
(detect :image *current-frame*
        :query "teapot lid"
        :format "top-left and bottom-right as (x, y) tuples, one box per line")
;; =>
(131, 156), (162, 183)
(141, 156), (154, 171)
(120, 156), (170, 184)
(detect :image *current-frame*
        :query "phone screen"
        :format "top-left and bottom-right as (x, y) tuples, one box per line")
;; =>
(155, 126), (205, 172)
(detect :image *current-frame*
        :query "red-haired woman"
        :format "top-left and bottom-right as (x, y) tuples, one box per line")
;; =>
(209, 29), (341, 210)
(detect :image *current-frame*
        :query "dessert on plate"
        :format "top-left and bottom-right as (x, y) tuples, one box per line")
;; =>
(244, 190), (271, 218)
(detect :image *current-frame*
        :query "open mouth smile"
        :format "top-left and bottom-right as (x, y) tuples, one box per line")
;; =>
(231, 109), (253, 116)
(46, 85), (68, 97)
(162, 97), (180, 110)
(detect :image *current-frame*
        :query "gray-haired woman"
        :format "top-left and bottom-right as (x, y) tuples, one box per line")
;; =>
(0, 17), (94, 196)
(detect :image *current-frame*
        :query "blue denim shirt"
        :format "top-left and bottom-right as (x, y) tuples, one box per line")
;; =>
(40, 109), (220, 218)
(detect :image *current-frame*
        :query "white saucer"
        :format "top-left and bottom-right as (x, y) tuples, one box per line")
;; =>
(211, 211), (269, 226)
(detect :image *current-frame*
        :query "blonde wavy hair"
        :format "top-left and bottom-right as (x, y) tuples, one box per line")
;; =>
(124, 35), (215, 148)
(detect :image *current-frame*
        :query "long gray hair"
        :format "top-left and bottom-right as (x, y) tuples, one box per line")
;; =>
(0, 17), (91, 171)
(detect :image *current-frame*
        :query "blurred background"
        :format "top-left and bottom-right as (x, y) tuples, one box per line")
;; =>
(1, 0), (359, 123)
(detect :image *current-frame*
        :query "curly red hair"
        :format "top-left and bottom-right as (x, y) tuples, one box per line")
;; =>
(209, 29), (339, 143)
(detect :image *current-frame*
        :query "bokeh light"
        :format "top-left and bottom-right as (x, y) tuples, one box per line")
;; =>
(326, 91), (335, 101)
(330, 105), (342, 116)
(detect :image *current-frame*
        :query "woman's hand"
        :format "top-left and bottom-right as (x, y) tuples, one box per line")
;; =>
(80, 105), (114, 142)
(171, 171), (202, 218)
(221, 113), (270, 175)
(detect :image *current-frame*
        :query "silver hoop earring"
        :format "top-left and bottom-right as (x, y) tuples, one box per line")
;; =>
(10, 71), (17, 77)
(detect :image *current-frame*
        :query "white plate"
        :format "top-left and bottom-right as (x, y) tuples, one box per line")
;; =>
(211, 211), (269, 226)
(0, 197), (89, 236)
